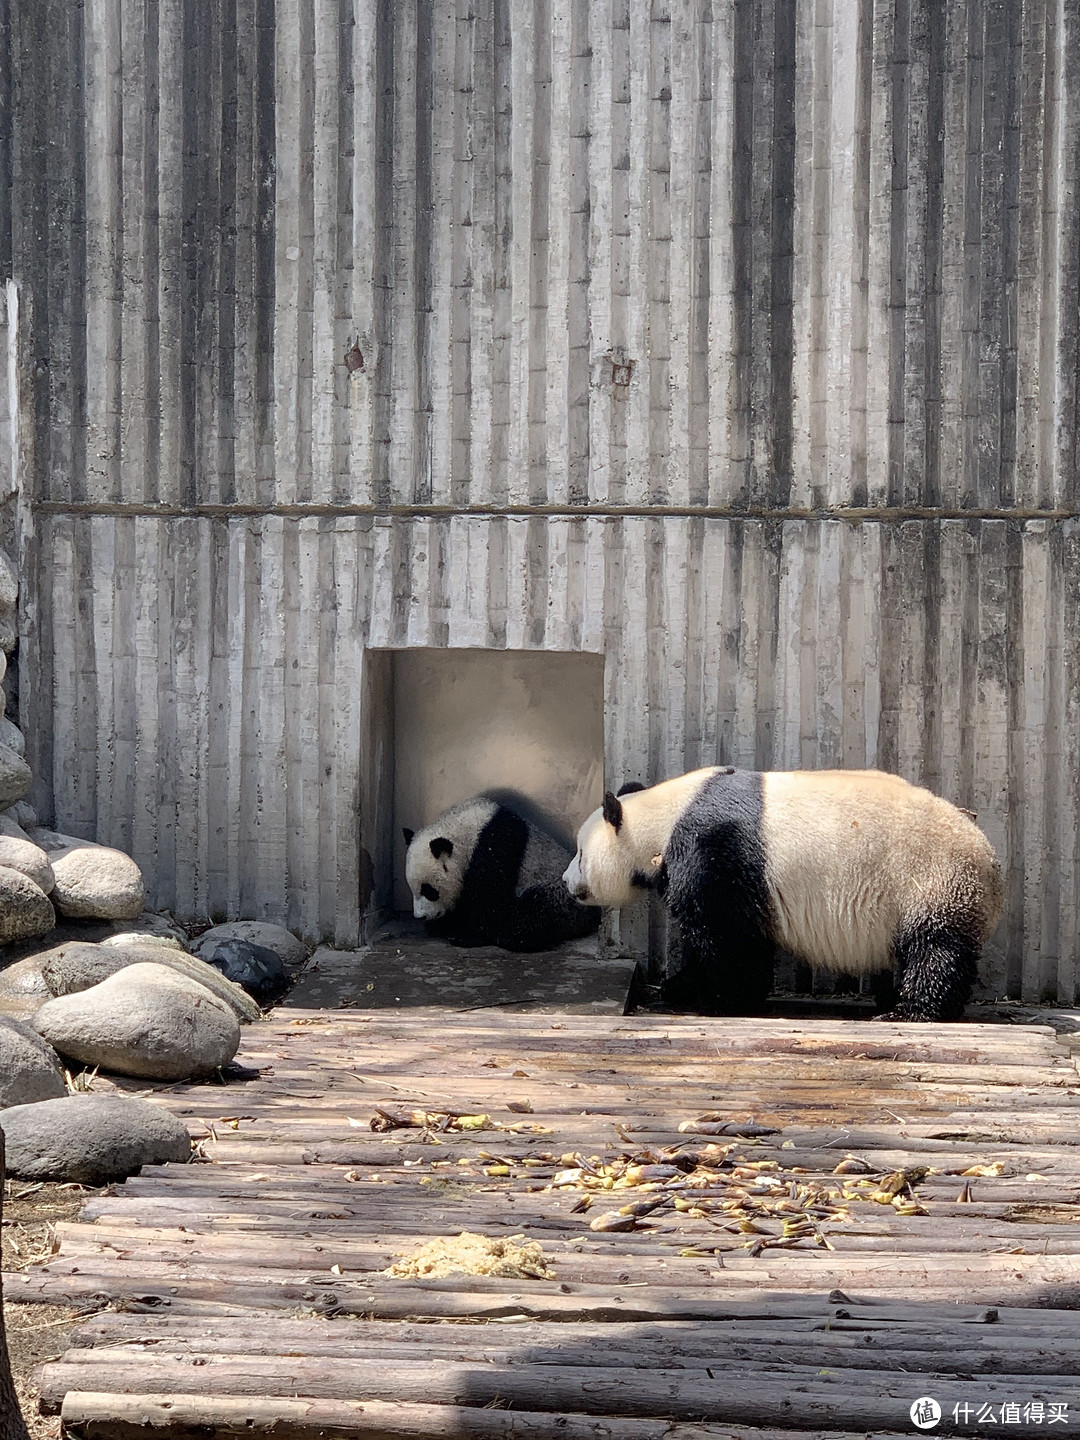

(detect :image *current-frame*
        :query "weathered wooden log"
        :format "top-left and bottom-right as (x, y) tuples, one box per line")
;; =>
(58, 1391), (921, 1440)
(67, 1311), (1080, 1357)
(38, 1355), (1080, 1431)
(56, 1329), (1080, 1376)
(16, 1259), (1080, 1322)
(49, 1219), (1080, 1267)
(17, 1262), (1071, 1321)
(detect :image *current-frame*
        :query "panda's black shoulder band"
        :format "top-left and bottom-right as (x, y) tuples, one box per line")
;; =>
(631, 867), (664, 891)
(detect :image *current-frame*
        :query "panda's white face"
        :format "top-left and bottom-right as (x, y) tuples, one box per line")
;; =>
(565, 773), (719, 909)
(404, 834), (465, 919)
(563, 802), (653, 910)
(403, 797), (498, 921)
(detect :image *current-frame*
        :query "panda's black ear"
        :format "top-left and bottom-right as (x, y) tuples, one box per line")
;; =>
(602, 791), (623, 832)
(617, 781), (646, 797)
(402, 828), (415, 846)
(430, 836), (453, 860)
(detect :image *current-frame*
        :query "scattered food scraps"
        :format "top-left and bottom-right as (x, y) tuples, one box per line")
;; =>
(677, 1115), (779, 1137)
(386, 1232), (555, 1281)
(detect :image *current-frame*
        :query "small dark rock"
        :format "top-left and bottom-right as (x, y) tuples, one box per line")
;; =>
(202, 938), (290, 1006)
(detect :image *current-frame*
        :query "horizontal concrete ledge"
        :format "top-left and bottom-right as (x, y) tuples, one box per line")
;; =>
(29, 500), (1080, 524)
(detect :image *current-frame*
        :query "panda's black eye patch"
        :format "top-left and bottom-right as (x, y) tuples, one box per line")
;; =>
(420, 884), (439, 902)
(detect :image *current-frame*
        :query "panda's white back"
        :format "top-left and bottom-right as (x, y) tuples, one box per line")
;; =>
(761, 769), (1001, 975)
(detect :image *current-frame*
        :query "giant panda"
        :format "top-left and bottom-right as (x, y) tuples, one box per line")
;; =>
(403, 791), (602, 953)
(563, 767), (1003, 1021)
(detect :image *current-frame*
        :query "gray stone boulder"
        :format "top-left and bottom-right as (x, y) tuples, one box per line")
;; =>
(0, 743), (32, 811)
(28, 830), (144, 921)
(101, 932), (184, 953)
(40, 941), (261, 1023)
(0, 718), (25, 757)
(0, 870), (55, 945)
(0, 1093), (192, 1184)
(100, 910), (189, 947)
(0, 955), (53, 1018)
(3, 800), (37, 830)
(0, 548), (18, 614)
(193, 922), (307, 976)
(0, 834), (54, 894)
(33, 962), (242, 1081)
(0, 1015), (67, 1107)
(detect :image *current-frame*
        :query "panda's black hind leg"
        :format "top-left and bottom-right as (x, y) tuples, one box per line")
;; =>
(874, 924), (978, 1023)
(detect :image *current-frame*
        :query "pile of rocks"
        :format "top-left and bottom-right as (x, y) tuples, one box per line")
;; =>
(0, 529), (311, 1185)
(0, 921), (306, 1184)
(0, 820), (147, 945)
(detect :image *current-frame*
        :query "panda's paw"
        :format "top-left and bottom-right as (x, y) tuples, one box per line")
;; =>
(873, 1007), (941, 1024)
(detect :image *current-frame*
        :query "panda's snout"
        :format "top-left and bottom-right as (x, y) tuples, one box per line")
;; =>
(563, 856), (591, 904)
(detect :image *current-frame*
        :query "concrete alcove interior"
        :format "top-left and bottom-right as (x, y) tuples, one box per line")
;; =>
(360, 647), (605, 932)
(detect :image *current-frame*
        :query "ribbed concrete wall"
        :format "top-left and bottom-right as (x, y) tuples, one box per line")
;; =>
(2, 0), (1079, 994)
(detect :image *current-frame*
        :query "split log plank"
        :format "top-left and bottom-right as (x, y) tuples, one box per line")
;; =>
(50, 1221), (1080, 1264)
(57, 1392), (929, 1440)
(39, 1356), (1080, 1430)
(56, 1331), (1080, 1375)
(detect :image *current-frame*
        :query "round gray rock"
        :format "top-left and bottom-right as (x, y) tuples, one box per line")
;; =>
(3, 801), (38, 830)
(0, 1015), (67, 1107)
(0, 1093), (192, 1184)
(0, 547), (18, 614)
(40, 941), (261, 1023)
(0, 955), (53, 1023)
(101, 932), (184, 952)
(28, 830), (145, 921)
(0, 744), (32, 814)
(193, 922), (307, 976)
(0, 866), (55, 943)
(100, 910), (189, 946)
(0, 835), (54, 894)
(0, 718), (25, 758)
(33, 961), (242, 1081)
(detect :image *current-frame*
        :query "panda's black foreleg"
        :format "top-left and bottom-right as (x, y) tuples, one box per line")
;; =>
(869, 967), (897, 1015)
(874, 925), (979, 1023)
(660, 930), (774, 1017)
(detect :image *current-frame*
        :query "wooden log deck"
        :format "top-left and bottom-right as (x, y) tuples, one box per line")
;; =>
(12, 1008), (1080, 1439)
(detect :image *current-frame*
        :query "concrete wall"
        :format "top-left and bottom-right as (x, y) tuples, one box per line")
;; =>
(1, 0), (1079, 996)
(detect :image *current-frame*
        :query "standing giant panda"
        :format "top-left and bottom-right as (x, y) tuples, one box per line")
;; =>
(563, 767), (1003, 1021)
(404, 792), (601, 953)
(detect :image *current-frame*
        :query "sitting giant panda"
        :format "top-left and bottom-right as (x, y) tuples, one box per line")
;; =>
(563, 767), (1003, 1021)
(404, 792), (602, 953)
